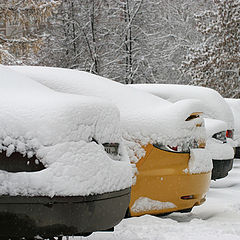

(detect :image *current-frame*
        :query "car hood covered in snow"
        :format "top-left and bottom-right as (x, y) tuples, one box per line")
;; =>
(0, 65), (132, 197)
(9, 66), (207, 163)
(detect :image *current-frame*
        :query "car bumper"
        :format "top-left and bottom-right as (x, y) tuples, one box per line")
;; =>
(234, 146), (240, 159)
(211, 159), (234, 180)
(0, 188), (131, 238)
(129, 145), (211, 217)
(129, 171), (211, 217)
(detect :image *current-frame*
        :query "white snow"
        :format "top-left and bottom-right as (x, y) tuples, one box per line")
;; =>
(188, 149), (213, 174)
(0, 141), (132, 197)
(225, 98), (240, 146)
(131, 197), (176, 213)
(204, 118), (227, 139)
(204, 118), (234, 160)
(0, 65), (132, 196)
(131, 84), (234, 130)
(206, 139), (234, 160)
(131, 84), (234, 161)
(9, 66), (208, 169)
(79, 160), (240, 240)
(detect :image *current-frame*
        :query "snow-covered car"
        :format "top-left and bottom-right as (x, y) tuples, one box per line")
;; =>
(0, 66), (132, 239)
(131, 84), (234, 180)
(225, 98), (240, 158)
(204, 118), (234, 179)
(10, 66), (213, 217)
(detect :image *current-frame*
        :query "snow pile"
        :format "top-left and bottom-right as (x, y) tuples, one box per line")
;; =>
(9, 66), (207, 165)
(188, 149), (213, 174)
(204, 118), (234, 160)
(204, 118), (227, 140)
(205, 139), (234, 160)
(0, 141), (131, 197)
(0, 65), (132, 196)
(131, 84), (234, 130)
(131, 197), (176, 213)
(225, 98), (240, 145)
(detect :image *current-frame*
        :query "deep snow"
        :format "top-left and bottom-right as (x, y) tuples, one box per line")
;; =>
(131, 84), (234, 130)
(8, 67), (206, 152)
(9, 66), (213, 174)
(0, 65), (132, 196)
(76, 159), (240, 240)
(130, 84), (234, 161)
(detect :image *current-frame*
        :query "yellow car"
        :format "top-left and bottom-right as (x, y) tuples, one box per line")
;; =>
(10, 66), (212, 217)
(129, 135), (210, 216)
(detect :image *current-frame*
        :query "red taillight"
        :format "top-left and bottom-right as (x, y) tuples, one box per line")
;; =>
(226, 130), (233, 139)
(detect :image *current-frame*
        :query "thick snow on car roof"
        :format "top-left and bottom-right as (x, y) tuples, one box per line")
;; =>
(9, 66), (206, 161)
(0, 65), (132, 196)
(131, 84), (234, 130)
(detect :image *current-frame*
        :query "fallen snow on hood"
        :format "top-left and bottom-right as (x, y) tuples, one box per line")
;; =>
(0, 65), (132, 196)
(131, 84), (234, 130)
(9, 66), (207, 164)
(131, 197), (176, 213)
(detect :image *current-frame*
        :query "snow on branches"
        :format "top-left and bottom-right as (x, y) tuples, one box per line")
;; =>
(181, 0), (240, 98)
(0, 0), (60, 64)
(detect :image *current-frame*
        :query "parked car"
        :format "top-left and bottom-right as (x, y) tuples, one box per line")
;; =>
(204, 118), (234, 179)
(10, 66), (213, 217)
(225, 98), (240, 159)
(0, 66), (132, 239)
(131, 84), (234, 180)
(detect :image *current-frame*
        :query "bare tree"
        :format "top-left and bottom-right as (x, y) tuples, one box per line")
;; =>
(38, 0), (157, 83)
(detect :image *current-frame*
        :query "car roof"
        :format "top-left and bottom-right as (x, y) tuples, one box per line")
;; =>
(131, 84), (234, 129)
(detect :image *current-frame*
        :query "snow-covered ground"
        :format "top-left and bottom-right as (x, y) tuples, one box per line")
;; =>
(77, 159), (240, 240)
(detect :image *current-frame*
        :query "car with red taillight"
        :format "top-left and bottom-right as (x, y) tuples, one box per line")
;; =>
(131, 84), (235, 180)
(225, 98), (240, 158)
